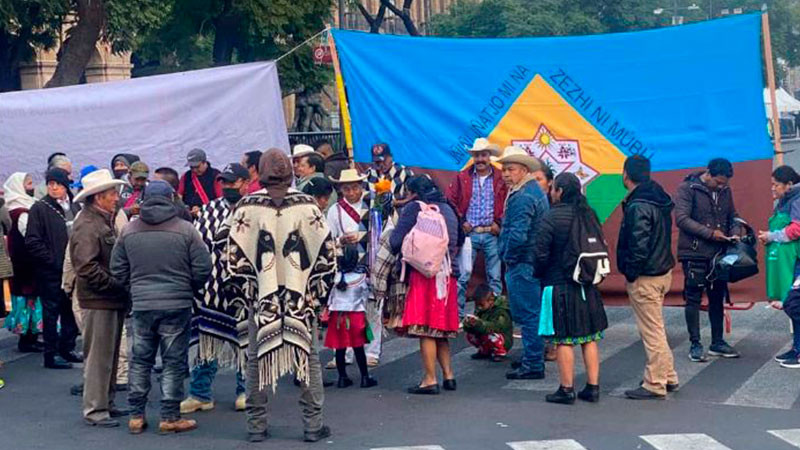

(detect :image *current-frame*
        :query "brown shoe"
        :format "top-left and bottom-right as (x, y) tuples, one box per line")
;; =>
(159, 418), (197, 434)
(545, 345), (558, 362)
(129, 416), (148, 435)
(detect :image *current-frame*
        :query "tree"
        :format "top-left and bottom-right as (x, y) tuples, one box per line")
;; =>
(0, 0), (68, 92)
(44, 0), (105, 87)
(350, 0), (420, 35)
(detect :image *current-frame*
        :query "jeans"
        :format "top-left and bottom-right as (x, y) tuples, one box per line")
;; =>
(505, 263), (544, 373)
(458, 232), (503, 319)
(682, 260), (726, 346)
(41, 285), (78, 359)
(128, 308), (191, 421)
(189, 359), (245, 402)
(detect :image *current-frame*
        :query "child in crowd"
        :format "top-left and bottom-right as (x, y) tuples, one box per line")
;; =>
(464, 284), (513, 362)
(324, 245), (378, 388)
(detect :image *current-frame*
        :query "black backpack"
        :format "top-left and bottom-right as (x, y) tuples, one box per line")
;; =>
(565, 206), (611, 285)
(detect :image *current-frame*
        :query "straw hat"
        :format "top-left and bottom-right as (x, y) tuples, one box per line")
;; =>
(468, 138), (501, 157)
(331, 168), (367, 184)
(498, 145), (542, 172)
(73, 169), (126, 203)
(292, 144), (315, 159)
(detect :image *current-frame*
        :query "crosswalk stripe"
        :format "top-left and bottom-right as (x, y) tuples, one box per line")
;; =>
(768, 429), (800, 448)
(507, 439), (588, 449)
(608, 310), (757, 397)
(371, 446), (446, 450)
(503, 322), (641, 392)
(723, 345), (800, 410)
(640, 433), (731, 449)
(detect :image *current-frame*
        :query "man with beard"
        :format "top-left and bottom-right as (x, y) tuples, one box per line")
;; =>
(446, 138), (507, 321)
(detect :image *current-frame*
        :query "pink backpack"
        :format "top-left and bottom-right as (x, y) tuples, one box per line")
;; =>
(401, 201), (451, 279)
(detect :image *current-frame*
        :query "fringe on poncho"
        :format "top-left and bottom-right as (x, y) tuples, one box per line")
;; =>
(223, 191), (336, 390)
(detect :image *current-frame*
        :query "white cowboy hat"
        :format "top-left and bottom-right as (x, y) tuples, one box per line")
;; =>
(468, 137), (501, 157)
(291, 144), (316, 159)
(73, 169), (127, 203)
(498, 145), (542, 172)
(331, 168), (367, 184)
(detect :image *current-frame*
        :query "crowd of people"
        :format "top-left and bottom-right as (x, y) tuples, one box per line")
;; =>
(0, 136), (798, 441)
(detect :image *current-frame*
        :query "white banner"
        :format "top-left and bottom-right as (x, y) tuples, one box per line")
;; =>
(0, 62), (289, 182)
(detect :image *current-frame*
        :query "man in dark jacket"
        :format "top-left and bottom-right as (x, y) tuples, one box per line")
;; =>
(178, 148), (222, 215)
(447, 138), (508, 320)
(112, 180), (211, 435)
(497, 146), (549, 380)
(70, 169), (129, 427)
(25, 167), (81, 369)
(617, 155), (679, 400)
(675, 158), (742, 361)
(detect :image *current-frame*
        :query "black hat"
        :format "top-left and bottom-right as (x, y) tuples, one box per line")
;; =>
(217, 163), (250, 183)
(371, 143), (391, 162)
(45, 168), (71, 189)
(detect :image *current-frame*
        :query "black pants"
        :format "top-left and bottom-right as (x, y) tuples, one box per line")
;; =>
(41, 284), (78, 358)
(682, 260), (726, 346)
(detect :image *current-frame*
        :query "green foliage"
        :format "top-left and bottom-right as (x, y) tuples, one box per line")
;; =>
(132, 0), (334, 95)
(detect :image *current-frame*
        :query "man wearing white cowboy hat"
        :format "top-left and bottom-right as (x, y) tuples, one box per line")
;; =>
(292, 144), (326, 192)
(325, 168), (383, 368)
(69, 169), (129, 427)
(496, 145), (550, 380)
(446, 138), (508, 322)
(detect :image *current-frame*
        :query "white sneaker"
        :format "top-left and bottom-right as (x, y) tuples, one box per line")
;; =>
(180, 397), (215, 414)
(325, 359), (352, 370)
(234, 394), (246, 411)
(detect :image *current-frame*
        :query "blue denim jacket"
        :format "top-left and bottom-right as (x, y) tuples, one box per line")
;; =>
(498, 179), (549, 265)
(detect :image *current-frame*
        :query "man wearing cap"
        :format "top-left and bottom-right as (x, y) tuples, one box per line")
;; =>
(112, 180), (212, 434)
(119, 161), (149, 219)
(178, 148), (222, 215)
(181, 163), (251, 415)
(446, 138), (508, 321)
(26, 167), (82, 369)
(326, 168), (383, 367)
(110, 153), (141, 181)
(70, 169), (129, 427)
(497, 145), (550, 380)
(366, 143), (415, 206)
(292, 144), (326, 192)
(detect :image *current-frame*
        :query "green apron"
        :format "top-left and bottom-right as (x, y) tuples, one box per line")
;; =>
(766, 211), (799, 302)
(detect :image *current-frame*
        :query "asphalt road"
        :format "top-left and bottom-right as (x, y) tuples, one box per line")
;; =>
(1, 305), (799, 450)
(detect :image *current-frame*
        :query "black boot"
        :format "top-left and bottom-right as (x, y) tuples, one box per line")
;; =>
(545, 386), (575, 405)
(337, 377), (353, 388)
(577, 384), (600, 403)
(360, 376), (378, 388)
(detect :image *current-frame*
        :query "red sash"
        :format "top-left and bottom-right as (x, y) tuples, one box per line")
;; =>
(124, 189), (141, 209)
(337, 198), (363, 228)
(191, 172), (210, 205)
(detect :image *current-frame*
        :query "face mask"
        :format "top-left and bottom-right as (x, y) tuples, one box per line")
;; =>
(113, 169), (128, 179)
(25, 188), (35, 197)
(222, 188), (243, 204)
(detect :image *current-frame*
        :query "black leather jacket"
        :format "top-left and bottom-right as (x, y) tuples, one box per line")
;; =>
(617, 180), (676, 282)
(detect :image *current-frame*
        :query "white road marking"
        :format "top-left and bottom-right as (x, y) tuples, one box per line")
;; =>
(640, 433), (731, 450)
(371, 446), (446, 450)
(507, 439), (588, 449)
(768, 429), (800, 448)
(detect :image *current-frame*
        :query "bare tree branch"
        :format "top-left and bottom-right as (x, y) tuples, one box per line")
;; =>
(380, 0), (419, 36)
(355, 2), (387, 34)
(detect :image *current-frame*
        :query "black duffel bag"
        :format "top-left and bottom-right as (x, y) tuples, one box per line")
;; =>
(713, 221), (759, 284)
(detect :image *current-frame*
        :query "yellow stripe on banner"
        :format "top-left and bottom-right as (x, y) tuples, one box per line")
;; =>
(328, 34), (354, 160)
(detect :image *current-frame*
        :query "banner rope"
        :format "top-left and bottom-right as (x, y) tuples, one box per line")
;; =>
(276, 27), (331, 62)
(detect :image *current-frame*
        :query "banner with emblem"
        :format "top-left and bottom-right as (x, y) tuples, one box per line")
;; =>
(331, 14), (771, 222)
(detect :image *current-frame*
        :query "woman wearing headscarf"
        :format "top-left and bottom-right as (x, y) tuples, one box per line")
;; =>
(3, 173), (44, 353)
(390, 175), (461, 395)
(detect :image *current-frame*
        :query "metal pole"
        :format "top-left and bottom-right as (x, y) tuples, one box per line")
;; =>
(673, 0), (678, 25)
(338, 0), (345, 28)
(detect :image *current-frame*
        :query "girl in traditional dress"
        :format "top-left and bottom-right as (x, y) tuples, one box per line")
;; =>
(324, 245), (378, 388)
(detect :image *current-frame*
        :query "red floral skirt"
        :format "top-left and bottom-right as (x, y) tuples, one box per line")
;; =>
(324, 311), (368, 349)
(402, 270), (459, 336)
